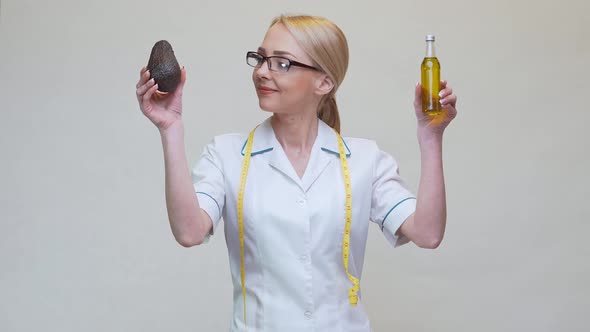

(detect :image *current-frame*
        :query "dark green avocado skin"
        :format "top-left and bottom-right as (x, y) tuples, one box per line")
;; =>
(146, 40), (181, 93)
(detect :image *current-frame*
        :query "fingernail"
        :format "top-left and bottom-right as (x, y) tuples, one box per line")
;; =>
(439, 91), (444, 97)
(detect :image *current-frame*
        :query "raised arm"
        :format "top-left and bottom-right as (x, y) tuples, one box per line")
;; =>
(135, 67), (212, 247)
(398, 81), (457, 249)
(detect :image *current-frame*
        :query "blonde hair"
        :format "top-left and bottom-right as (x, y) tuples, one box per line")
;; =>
(271, 15), (349, 133)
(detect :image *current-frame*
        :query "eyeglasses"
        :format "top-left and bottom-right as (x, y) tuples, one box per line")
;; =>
(246, 51), (321, 73)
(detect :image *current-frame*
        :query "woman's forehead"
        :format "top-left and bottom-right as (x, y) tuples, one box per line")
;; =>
(259, 24), (307, 60)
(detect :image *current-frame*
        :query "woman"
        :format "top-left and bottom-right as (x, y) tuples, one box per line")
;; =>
(135, 15), (457, 332)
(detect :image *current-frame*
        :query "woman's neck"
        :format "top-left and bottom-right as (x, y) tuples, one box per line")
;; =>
(271, 112), (318, 155)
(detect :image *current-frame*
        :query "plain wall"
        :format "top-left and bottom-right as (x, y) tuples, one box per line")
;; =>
(1, 0), (589, 331)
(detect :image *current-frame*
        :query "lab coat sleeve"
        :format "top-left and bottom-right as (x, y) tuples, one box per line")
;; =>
(191, 137), (226, 242)
(370, 146), (416, 248)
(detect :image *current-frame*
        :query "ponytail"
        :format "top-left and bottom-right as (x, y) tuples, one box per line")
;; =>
(318, 95), (341, 133)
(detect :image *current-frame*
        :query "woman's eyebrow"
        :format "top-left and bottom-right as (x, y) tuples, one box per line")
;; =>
(273, 50), (297, 58)
(257, 47), (298, 59)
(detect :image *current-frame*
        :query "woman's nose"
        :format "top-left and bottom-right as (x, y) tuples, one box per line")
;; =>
(254, 61), (272, 79)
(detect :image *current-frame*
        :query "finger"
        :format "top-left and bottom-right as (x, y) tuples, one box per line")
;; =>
(136, 78), (156, 98)
(440, 79), (447, 89)
(172, 66), (186, 98)
(137, 67), (147, 87)
(414, 82), (422, 107)
(143, 83), (159, 104)
(441, 95), (457, 108)
(136, 69), (151, 88)
(439, 87), (453, 99)
(442, 103), (457, 120)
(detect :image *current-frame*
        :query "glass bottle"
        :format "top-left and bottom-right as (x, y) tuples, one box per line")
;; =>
(421, 34), (441, 115)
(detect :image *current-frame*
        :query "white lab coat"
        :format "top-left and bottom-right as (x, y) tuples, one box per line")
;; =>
(192, 117), (416, 332)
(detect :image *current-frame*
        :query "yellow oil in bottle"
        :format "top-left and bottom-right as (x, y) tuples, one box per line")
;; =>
(421, 35), (441, 115)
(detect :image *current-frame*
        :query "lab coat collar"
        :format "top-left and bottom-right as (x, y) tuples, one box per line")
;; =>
(239, 117), (351, 192)
(240, 117), (352, 158)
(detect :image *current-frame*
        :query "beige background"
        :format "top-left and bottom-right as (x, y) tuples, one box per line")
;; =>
(1, 0), (589, 331)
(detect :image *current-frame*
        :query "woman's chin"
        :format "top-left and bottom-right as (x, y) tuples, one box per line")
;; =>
(258, 100), (276, 113)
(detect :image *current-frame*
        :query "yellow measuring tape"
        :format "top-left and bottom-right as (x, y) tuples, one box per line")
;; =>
(237, 126), (257, 325)
(336, 128), (360, 306)
(237, 125), (359, 324)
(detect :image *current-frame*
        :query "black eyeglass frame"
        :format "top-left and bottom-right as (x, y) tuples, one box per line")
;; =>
(246, 51), (321, 72)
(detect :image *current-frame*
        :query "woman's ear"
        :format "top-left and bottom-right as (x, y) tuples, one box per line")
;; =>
(315, 74), (334, 96)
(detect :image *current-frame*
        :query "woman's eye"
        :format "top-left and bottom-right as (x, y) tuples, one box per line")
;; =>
(277, 60), (289, 68)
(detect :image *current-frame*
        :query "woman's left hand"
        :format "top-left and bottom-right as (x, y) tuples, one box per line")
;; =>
(414, 80), (457, 137)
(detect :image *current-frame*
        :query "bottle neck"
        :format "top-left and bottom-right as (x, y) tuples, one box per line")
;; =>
(425, 41), (436, 57)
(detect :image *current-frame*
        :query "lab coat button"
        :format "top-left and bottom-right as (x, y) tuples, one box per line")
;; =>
(304, 311), (312, 319)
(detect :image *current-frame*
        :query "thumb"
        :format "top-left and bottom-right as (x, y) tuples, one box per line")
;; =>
(174, 66), (186, 97)
(414, 82), (422, 109)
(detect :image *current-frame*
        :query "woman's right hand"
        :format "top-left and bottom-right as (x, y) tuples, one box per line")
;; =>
(135, 66), (186, 131)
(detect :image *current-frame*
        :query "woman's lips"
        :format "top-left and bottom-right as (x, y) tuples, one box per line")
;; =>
(257, 86), (278, 95)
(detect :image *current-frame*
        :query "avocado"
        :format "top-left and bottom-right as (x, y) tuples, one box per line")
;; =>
(146, 40), (181, 93)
